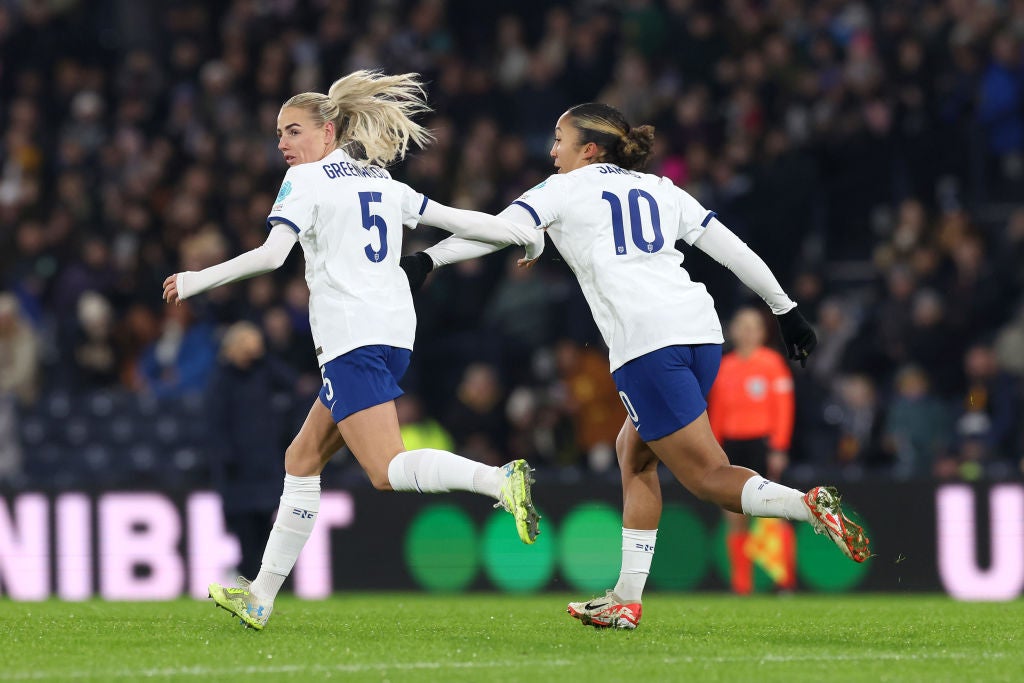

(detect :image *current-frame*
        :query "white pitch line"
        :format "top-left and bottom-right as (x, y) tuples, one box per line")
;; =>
(0, 651), (1010, 681)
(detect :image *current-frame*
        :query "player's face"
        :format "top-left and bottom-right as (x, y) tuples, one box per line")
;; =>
(550, 113), (593, 173)
(276, 107), (334, 166)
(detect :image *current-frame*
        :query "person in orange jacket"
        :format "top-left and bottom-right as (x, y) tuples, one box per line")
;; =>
(708, 307), (796, 594)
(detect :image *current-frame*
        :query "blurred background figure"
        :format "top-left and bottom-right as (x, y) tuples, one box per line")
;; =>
(883, 365), (953, 480)
(397, 392), (455, 453)
(443, 362), (506, 466)
(554, 338), (622, 472)
(936, 343), (1022, 481)
(137, 301), (217, 399)
(708, 307), (795, 595)
(0, 293), (39, 482)
(205, 321), (294, 579)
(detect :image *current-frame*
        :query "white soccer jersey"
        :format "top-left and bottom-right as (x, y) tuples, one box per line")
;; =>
(267, 148), (426, 364)
(511, 163), (725, 371)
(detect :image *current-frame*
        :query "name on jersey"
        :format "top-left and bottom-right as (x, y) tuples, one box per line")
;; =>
(598, 165), (640, 177)
(322, 161), (389, 179)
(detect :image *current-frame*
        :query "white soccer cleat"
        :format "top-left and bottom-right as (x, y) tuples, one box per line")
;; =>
(803, 486), (871, 563)
(567, 590), (642, 630)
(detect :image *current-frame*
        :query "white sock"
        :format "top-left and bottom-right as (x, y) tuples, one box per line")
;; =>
(613, 528), (657, 602)
(250, 474), (321, 603)
(740, 476), (810, 522)
(387, 449), (502, 499)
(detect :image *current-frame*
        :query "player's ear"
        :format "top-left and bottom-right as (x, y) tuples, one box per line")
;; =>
(583, 141), (598, 160)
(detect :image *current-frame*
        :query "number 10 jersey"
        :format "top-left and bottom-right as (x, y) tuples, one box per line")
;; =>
(510, 163), (725, 371)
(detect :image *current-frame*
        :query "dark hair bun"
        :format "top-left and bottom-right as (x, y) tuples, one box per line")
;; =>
(617, 125), (655, 171)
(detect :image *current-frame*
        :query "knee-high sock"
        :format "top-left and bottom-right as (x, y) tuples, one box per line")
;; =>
(387, 449), (503, 499)
(613, 528), (657, 603)
(249, 474), (320, 603)
(740, 476), (810, 523)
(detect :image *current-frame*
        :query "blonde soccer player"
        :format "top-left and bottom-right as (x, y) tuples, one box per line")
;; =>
(163, 71), (543, 630)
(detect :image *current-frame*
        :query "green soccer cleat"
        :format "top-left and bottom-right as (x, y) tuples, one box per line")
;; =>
(494, 459), (541, 544)
(208, 577), (271, 630)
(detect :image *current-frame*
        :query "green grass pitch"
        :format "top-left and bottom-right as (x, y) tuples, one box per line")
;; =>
(1, 594), (1021, 682)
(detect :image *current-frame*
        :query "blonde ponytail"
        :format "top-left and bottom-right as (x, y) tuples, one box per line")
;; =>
(282, 70), (435, 167)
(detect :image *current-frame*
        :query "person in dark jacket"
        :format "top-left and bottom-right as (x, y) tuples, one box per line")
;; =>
(206, 321), (296, 579)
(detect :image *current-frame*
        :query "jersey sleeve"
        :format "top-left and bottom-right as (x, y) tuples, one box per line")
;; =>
(507, 175), (564, 228)
(398, 182), (428, 229)
(672, 183), (719, 246)
(267, 166), (316, 235)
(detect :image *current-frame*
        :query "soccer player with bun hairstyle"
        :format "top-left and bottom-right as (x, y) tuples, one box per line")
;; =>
(402, 102), (871, 630)
(163, 70), (544, 630)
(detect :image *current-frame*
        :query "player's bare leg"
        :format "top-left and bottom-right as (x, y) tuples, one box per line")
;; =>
(647, 411), (869, 561)
(568, 420), (655, 630)
(619, 420), (661, 530)
(341, 401), (539, 544)
(286, 398), (348, 476)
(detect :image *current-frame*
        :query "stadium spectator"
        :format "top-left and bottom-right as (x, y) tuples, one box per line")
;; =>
(443, 362), (507, 467)
(205, 321), (293, 580)
(136, 300), (218, 399)
(69, 291), (120, 391)
(0, 293), (39, 482)
(954, 343), (1021, 464)
(554, 338), (623, 471)
(0, 293), (40, 407)
(396, 392), (455, 453)
(883, 365), (954, 480)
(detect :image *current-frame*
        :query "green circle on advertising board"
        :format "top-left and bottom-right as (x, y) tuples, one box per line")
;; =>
(796, 516), (872, 592)
(711, 518), (786, 593)
(404, 504), (478, 592)
(558, 502), (622, 592)
(481, 507), (556, 593)
(649, 503), (710, 590)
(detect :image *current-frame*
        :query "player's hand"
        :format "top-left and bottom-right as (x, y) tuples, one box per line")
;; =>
(399, 252), (434, 293)
(162, 274), (181, 305)
(775, 307), (816, 367)
(517, 257), (539, 269)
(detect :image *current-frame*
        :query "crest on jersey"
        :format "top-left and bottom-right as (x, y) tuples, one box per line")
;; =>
(518, 179), (548, 202)
(276, 181), (292, 202)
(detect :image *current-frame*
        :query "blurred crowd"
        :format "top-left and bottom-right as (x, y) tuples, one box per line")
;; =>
(1, 0), (1023, 488)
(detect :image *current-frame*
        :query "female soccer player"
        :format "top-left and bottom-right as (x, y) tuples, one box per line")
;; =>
(402, 102), (871, 630)
(162, 70), (542, 630)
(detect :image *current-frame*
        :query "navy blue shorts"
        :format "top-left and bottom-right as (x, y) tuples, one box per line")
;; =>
(318, 345), (412, 422)
(612, 344), (722, 442)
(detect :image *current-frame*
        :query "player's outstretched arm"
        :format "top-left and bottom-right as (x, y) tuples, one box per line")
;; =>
(398, 236), (500, 292)
(162, 224), (298, 304)
(401, 202), (543, 292)
(692, 217), (817, 365)
(419, 201), (543, 261)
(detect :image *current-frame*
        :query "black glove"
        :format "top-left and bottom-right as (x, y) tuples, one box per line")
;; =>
(399, 252), (434, 293)
(775, 307), (817, 368)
